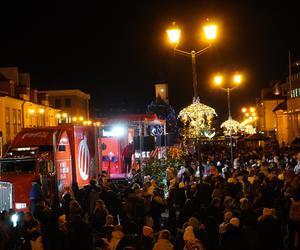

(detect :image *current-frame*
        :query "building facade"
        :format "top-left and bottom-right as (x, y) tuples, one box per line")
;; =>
(38, 89), (90, 121)
(259, 73), (300, 145)
(0, 67), (60, 154)
(256, 87), (284, 140)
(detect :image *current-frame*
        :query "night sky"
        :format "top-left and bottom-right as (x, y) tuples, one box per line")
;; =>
(0, 1), (299, 120)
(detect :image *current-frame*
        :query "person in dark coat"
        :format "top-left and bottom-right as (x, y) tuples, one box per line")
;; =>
(219, 218), (245, 250)
(256, 208), (281, 250)
(67, 214), (91, 250)
(90, 199), (109, 232)
(137, 226), (154, 250)
(19, 212), (42, 250)
(29, 180), (46, 215)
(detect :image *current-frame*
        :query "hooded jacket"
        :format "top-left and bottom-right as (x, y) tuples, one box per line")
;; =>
(109, 230), (125, 250)
(153, 239), (174, 250)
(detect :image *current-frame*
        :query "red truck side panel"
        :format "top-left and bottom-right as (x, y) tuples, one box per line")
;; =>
(71, 126), (96, 188)
(56, 130), (72, 193)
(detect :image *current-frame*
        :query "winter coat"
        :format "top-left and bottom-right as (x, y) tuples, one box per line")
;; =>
(153, 239), (174, 250)
(219, 225), (245, 250)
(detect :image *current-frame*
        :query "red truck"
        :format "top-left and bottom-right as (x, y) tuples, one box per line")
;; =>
(0, 125), (97, 212)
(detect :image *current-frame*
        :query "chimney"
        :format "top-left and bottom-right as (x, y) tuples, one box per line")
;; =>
(0, 67), (19, 85)
(38, 92), (49, 106)
(30, 89), (38, 103)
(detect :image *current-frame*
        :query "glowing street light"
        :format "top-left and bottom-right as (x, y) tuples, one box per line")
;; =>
(56, 113), (61, 119)
(166, 23), (181, 45)
(203, 24), (217, 40)
(72, 117), (77, 122)
(39, 108), (45, 114)
(29, 109), (35, 114)
(166, 20), (218, 98)
(213, 72), (244, 166)
(79, 116), (84, 121)
(214, 75), (223, 85)
(242, 107), (247, 113)
(233, 74), (242, 84)
(62, 113), (67, 118)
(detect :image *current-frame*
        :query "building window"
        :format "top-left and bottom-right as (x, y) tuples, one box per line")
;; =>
(54, 99), (61, 108)
(291, 88), (300, 98)
(13, 109), (17, 136)
(5, 107), (10, 123)
(17, 110), (21, 126)
(5, 107), (10, 142)
(65, 98), (71, 108)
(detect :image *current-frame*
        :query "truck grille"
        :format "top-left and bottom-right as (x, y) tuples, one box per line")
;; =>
(0, 182), (13, 212)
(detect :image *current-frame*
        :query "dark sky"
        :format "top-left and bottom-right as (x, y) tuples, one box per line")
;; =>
(0, 1), (299, 119)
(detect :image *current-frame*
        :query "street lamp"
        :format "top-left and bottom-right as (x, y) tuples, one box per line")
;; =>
(166, 21), (217, 98)
(213, 73), (243, 166)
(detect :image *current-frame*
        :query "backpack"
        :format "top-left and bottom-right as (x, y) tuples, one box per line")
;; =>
(289, 200), (300, 221)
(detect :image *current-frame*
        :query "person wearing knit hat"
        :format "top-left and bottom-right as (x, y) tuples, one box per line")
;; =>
(183, 226), (204, 250)
(224, 196), (233, 204)
(229, 217), (240, 228)
(183, 226), (196, 241)
(239, 197), (248, 204)
(219, 212), (233, 234)
(139, 226), (154, 250)
(188, 217), (199, 229)
(153, 230), (174, 250)
(143, 226), (153, 237)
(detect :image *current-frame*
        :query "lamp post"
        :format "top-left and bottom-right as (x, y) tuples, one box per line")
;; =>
(167, 21), (217, 99)
(214, 73), (242, 167)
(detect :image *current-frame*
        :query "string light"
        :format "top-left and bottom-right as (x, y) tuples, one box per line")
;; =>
(178, 97), (217, 139)
(220, 118), (240, 136)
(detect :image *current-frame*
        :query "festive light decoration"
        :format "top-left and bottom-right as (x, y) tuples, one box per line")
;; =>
(244, 124), (256, 135)
(220, 118), (240, 136)
(178, 97), (217, 139)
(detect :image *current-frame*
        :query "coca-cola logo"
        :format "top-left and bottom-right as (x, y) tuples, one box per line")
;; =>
(22, 131), (49, 139)
(77, 137), (90, 181)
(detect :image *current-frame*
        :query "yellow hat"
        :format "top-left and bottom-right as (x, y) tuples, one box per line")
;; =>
(179, 182), (185, 188)
(278, 173), (284, 181)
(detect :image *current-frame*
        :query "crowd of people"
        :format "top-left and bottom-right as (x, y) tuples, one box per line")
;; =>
(0, 144), (300, 250)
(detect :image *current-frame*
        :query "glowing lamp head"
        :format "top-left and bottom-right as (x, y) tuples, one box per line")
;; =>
(233, 74), (242, 84)
(203, 24), (217, 41)
(62, 113), (67, 118)
(83, 121), (87, 125)
(29, 109), (35, 114)
(56, 113), (61, 119)
(160, 88), (164, 92)
(72, 117), (77, 122)
(87, 120), (92, 125)
(214, 75), (223, 85)
(245, 113), (249, 117)
(39, 108), (45, 114)
(242, 108), (247, 113)
(79, 116), (84, 121)
(96, 122), (101, 127)
(167, 23), (181, 45)
(250, 107), (255, 113)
